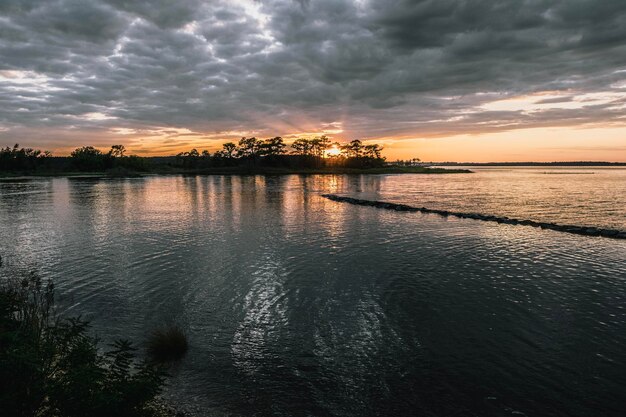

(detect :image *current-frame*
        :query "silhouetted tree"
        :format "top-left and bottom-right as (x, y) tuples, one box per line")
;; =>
(176, 148), (201, 168)
(108, 144), (126, 158)
(363, 144), (383, 159)
(261, 137), (286, 156)
(237, 137), (263, 158)
(341, 140), (364, 158)
(310, 136), (331, 157)
(291, 138), (314, 155)
(70, 146), (112, 171)
(0, 144), (51, 172)
(221, 142), (237, 158)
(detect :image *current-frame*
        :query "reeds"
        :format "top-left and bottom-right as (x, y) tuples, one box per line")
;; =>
(146, 325), (189, 362)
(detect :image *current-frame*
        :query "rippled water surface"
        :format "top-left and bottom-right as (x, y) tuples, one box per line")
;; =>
(358, 166), (626, 230)
(1, 170), (625, 417)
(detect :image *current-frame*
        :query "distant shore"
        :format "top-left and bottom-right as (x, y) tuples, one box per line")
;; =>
(0, 166), (472, 179)
(428, 161), (626, 167)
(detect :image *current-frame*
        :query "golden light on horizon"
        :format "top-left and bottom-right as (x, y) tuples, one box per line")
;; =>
(12, 122), (626, 163)
(324, 146), (342, 157)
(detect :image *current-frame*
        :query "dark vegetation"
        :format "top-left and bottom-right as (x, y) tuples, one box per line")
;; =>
(0, 264), (187, 417)
(146, 326), (189, 363)
(427, 161), (626, 166)
(1, 137), (393, 176)
(0, 143), (146, 176)
(0, 144), (53, 173)
(173, 136), (388, 172)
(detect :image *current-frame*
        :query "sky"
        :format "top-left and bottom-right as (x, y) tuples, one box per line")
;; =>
(1, 0), (625, 162)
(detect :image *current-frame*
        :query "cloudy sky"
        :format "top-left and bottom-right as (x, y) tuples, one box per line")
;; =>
(1, 0), (625, 161)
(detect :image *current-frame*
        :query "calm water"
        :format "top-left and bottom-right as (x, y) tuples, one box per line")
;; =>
(1, 168), (625, 417)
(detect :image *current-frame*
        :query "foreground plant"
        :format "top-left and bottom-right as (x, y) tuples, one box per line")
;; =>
(0, 271), (168, 417)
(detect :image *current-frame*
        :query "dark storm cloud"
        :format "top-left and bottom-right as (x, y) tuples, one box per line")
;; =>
(1, 0), (625, 148)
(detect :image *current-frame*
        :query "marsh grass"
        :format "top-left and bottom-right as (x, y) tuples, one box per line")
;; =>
(147, 325), (189, 363)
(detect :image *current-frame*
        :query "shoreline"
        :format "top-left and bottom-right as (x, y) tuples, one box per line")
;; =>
(0, 166), (471, 179)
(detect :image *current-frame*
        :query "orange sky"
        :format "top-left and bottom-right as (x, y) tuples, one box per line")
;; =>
(377, 126), (626, 162)
(41, 125), (626, 162)
(2, 1), (626, 163)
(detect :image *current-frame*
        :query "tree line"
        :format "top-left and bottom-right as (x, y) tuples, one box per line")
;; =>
(1, 136), (387, 173)
(0, 144), (145, 173)
(176, 136), (385, 169)
(199, 136), (383, 159)
(0, 144), (52, 172)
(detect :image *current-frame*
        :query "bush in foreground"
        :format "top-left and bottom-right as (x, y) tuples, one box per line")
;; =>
(0, 271), (169, 417)
(147, 325), (189, 363)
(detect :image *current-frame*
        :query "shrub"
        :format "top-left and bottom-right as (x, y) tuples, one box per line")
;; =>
(0, 270), (167, 417)
(70, 146), (113, 171)
(146, 325), (188, 363)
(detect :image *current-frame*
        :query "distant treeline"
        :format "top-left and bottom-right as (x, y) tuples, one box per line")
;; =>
(174, 136), (384, 170)
(0, 143), (147, 174)
(0, 136), (386, 174)
(429, 161), (626, 166)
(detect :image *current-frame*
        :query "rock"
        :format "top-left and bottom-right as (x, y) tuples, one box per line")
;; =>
(600, 229), (619, 237)
(321, 195), (626, 241)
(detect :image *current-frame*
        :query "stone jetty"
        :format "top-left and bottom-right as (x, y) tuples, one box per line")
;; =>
(321, 194), (626, 240)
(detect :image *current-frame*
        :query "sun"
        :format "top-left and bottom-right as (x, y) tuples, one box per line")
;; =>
(324, 146), (342, 157)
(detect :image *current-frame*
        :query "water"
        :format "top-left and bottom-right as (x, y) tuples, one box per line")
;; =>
(1, 169), (625, 417)
(356, 166), (626, 230)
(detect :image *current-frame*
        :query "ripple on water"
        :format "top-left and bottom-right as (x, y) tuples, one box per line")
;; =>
(1, 174), (625, 416)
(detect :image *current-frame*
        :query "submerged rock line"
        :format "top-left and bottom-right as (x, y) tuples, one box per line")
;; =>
(321, 194), (626, 240)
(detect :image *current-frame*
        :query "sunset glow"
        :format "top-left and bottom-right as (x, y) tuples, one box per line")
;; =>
(2, 2), (626, 416)
(324, 146), (342, 158)
(1, 1), (625, 162)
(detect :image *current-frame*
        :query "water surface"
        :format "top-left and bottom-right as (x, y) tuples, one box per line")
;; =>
(1, 170), (625, 416)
